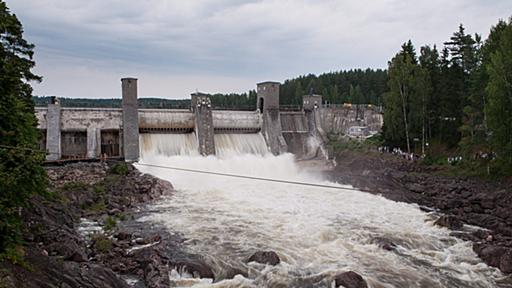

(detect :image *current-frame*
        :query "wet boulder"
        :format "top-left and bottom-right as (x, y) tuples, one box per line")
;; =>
(247, 251), (280, 266)
(333, 271), (368, 288)
(499, 248), (512, 274)
(371, 237), (397, 251)
(172, 259), (215, 280)
(434, 215), (463, 230)
(473, 243), (512, 273)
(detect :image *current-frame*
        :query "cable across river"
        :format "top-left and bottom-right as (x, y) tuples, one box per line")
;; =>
(135, 162), (366, 192)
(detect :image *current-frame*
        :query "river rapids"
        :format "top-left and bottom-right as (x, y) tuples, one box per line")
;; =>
(135, 133), (508, 288)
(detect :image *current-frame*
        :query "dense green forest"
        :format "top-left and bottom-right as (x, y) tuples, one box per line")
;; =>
(383, 18), (512, 175)
(280, 69), (388, 106)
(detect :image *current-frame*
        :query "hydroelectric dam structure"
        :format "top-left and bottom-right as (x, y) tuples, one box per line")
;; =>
(35, 78), (383, 161)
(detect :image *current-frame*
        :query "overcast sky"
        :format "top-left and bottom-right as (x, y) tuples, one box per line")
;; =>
(6, 0), (512, 99)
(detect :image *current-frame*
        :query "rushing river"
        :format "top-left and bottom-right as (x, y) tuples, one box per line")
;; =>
(135, 134), (507, 288)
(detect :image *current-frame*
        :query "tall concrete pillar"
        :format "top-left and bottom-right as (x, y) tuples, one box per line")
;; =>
(46, 101), (61, 161)
(257, 81), (287, 155)
(86, 127), (98, 158)
(122, 78), (139, 162)
(191, 93), (215, 156)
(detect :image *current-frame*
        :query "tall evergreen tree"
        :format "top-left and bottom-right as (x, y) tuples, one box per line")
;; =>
(0, 0), (47, 258)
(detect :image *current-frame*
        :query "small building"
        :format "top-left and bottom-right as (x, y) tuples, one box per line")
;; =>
(303, 94), (322, 111)
(348, 126), (369, 137)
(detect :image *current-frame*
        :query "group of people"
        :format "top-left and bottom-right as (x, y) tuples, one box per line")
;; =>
(378, 146), (417, 161)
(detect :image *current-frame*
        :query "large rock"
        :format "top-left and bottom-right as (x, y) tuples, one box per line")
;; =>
(247, 251), (280, 266)
(434, 215), (463, 230)
(371, 237), (397, 251)
(499, 248), (512, 274)
(0, 248), (129, 288)
(333, 271), (368, 288)
(473, 243), (512, 273)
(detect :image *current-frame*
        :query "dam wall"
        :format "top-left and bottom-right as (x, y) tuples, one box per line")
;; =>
(319, 105), (383, 135)
(35, 78), (383, 161)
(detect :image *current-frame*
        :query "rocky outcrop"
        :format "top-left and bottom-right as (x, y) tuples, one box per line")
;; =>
(247, 251), (281, 265)
(333, 271), (368, 288)
(434, 215), (464, 230)
(473, 243), (512, 274)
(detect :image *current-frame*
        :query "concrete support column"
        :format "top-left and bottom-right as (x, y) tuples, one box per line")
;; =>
(191, 93), (215, 156)
(46, 103), (61, 161)
(86, 127), (97, 158)
(257, 81), (287, 155)
(96, 129), (102, 158)
(122, 78), (140, 162)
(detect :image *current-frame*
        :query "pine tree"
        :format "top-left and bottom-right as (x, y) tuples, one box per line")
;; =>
(0, 0), (47, 259)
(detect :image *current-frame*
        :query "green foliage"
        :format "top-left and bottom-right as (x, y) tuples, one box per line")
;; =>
(91, 234), (112, 253)
(61, 181), (87, 192)
(384, 40), (430, 153)
(110, 162), (129, 175)
(280, 69), (388, 106)
(383, 19), (512, 176)
(93, 184), (105, 195)
(103, 216), (117, 231)
(485, 21), (512, 170)
(365, 133), (385, 147)
(87, 200), (106, 213)
(327, 136), (365, 153)
(0, 0), (47, 259)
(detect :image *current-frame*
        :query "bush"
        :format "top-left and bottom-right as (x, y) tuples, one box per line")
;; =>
(110, 162), (129, 176)
(91, 235), (112, 253)
(103, 216), (117, 231)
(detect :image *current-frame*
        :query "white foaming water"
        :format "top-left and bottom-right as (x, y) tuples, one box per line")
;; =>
(140, 133), (199, 156)
(214, 133), (269, 157)
(136, 152), (506, 287)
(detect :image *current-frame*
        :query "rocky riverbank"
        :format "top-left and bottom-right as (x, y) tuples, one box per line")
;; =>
(327, 150), (512, 275)
(0, 161), (215, 288)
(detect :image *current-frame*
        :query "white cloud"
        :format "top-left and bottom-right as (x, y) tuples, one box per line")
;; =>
(6, 0), (512, 98)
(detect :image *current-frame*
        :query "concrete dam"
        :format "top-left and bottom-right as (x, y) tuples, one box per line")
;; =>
(35, 78), (383, 161)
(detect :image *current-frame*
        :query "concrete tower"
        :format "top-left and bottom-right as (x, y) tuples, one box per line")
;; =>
(122, 78), (140, 162)
(257, 81), (280, 112)
(257, 81), (287, 155)
(191, 92), (216, 156)
(45, 97), (61, 161)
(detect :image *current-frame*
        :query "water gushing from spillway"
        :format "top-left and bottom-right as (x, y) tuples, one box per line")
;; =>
(136, 143), (507, 287)
(214, 133), (269, 157)
(140, 133), (200, 156)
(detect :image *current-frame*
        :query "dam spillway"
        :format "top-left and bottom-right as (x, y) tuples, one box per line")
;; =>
(35, 78), (383, 161)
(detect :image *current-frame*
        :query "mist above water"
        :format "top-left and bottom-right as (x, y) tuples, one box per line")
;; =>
(135, 134), (506, 287)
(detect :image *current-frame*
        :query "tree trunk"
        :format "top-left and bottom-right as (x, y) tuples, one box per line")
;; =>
(399, 83), (411, 153)
(422, 90), (426, 155)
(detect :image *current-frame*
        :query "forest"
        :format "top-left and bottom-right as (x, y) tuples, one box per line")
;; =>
(383, 19), (512, 176)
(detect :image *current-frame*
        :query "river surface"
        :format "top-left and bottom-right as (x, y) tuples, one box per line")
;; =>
(135, 135), (507, 287)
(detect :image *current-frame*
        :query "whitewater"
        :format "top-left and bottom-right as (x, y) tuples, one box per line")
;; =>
(135, 133), (507, 287)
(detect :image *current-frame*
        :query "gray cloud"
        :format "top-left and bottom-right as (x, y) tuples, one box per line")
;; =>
(6, 0), (512, 98)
